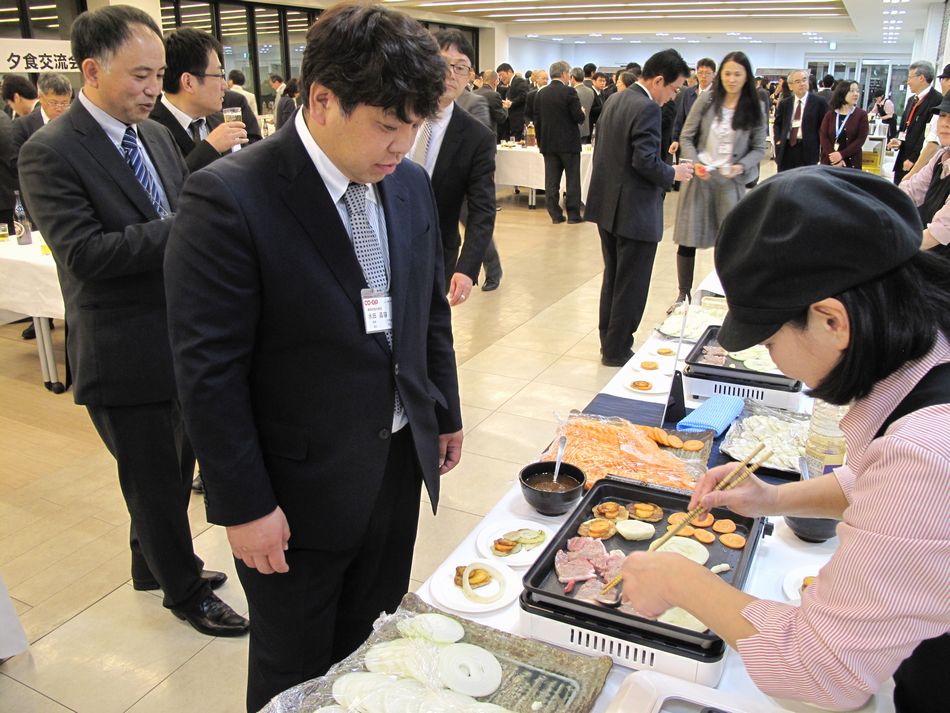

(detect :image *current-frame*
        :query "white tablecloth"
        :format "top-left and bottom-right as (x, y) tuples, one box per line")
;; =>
(495, 146), (595, 203)
(0, 233), (64, 319)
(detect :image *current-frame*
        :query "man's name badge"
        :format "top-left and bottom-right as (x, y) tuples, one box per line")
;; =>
(361, 288), (393, 334)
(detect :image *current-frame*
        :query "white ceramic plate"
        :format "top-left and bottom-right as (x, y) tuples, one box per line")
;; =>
(428, 558), (522, 614)
(623, 379), (671, 396)
(782, 565), (820, 604)
(474, 520), (555, 568)
(628, 363), (675, 377)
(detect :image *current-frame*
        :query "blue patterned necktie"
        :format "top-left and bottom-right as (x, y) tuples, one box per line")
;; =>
(341, 182), (403, 416)
(121, 126), (167, 218)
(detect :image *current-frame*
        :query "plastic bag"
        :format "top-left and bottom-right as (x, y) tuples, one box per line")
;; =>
(719, 400), (810, 473)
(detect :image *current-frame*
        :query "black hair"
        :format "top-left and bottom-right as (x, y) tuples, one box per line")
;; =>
(829, 79), (858, 111)
(583, 62), (596, 77)
(788, 252), (950, 405)
(871, 88), (885, 99)
(697, 57), (717, 72)
(821, 73), (836, 88)
(284, 78), (298, 99)
(619, 71), (636, 88)
(269, 73), (284, 84)
(496, 62), (513, 73)
(809, 74), (818, 91)
(163, 28), (223, 94)
(228, 69), (246, 85)
(71, 5), (162, 65)
(626, 62), (641, 73)
(525, 69), (533, 81)
(433, 28), (474, 68)
(1, 75), (37, 102)
(592, 71), (606, 81)
(641, 49), (689, 85)
(299, 2), (444, 123)
(710, 51), (762, 131)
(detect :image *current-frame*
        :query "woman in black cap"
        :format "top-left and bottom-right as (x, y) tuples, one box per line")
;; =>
(899, 91), (950, 256)
(621, 166), (949, 712)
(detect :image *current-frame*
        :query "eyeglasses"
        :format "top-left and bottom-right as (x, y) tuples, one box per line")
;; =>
(192, 71), (227, 80)
(446, 62), (472, 77)
(43, 99), (71, 109)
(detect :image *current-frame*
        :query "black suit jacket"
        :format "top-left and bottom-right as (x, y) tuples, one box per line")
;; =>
(773, 92), (828, 166)
(474, 86), (506, 137)
(585, 85), (674, 242)
(18, 100), (189, 406)
(431, 104), (497, 282)
(506, 76), (529, 135)
(895, 88), (943, 168)
(149, 98), (225, 173)
(0, 112), (14, 211)
(11, 105), (44, 185)
(164, 120), (462, 547)
(671, 85), (699, 142)
(535, 80), (585, 154)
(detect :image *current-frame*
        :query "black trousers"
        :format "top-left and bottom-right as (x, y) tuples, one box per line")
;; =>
(482, 238), (502, 282)
(598, 228), (658, 360)
(543, 151), (581, 221)
(86, 400), (208, 610)
(778, 141), (808, 171)
(237, 426), (422, 713)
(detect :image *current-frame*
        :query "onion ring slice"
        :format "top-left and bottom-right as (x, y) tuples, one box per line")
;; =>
(461, 563), (505, 605)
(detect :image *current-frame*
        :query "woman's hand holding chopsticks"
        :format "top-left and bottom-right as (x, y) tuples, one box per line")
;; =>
(688, 462), (779, 516)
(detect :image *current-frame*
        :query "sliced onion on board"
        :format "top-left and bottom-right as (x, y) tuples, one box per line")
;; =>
(437, 643), (503, 698)
(461, 563), (505, 604)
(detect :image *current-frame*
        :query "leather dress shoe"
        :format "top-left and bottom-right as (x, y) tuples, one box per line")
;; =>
(551, 215), (566, 224)
(567, 216), (584, 224)
(21, 323), (35, 340)
(601, 351), (633, 367)
(134, 569), (228, 592)
(173, 593), (249, 637)
(481, 280), (500, 292)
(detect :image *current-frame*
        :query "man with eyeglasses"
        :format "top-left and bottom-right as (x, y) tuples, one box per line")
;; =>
(411, 29), (497, 305)
(669, 58), (715, 158)
(149, 28), (248, 172)
(888, 60), (941, 184)
(773, 68), (828, 172)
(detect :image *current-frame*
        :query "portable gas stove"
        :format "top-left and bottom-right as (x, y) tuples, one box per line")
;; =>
(520, 478), (769, 686)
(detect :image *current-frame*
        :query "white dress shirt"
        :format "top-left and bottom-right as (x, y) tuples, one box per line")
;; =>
(160, 94), (209, 140)
(409, 101), (454, 177)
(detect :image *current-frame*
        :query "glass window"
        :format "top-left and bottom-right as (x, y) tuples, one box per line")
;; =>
(255, 5), (282, 113)
(178, 1), (213, 34)
(160, 1), (178, 35)
(0, 0), (22, 39)
(220, 3), (255, 98)
(28, 1), (72, 40)
(286, 10), (309, 81)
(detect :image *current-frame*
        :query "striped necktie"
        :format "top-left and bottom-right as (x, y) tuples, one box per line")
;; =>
(410, 120), (433, 171)
(121, 126), (167, 218)
(341, 182), (403, 416)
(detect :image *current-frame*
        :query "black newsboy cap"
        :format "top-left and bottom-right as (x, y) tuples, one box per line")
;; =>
(714, 166), (922, 351)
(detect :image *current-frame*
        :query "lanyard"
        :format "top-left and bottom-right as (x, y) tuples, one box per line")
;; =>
(834, 107), (855, 142)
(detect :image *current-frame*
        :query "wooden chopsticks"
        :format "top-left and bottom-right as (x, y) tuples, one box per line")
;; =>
(600, 444), (772, 596)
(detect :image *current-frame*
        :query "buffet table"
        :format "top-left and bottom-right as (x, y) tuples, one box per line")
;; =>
(495, 146), (594, 208)
(0, 233), (66, 392)
(415, 280), (894, 713)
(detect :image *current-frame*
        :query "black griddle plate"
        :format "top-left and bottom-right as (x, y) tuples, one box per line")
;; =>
(684, 326), (801, 391)
(521, 477), (765, 651)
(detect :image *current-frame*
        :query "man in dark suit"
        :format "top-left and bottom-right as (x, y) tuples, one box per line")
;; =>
(18, 5), (246, 637)
(535, 61), (585, 223)
(523, 68), (548, 125)
(164, 6), (462, 710)
(0, 111), (13, 233)
(475, 70), (508, 138)
(773, 69), (828, 171)
(413, 30), (496, 304)
(149, 28), (248, 172)
(888, 60), (942, 184)
(589, 71), (607, 134)
(585, 49), (694, 366)
(1, 75), (37, 118)
(668, 57), (715, 158)
(497, 62), (529, 139)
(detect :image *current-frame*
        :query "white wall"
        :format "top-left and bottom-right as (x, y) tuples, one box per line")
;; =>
(507, 38), (910, 75)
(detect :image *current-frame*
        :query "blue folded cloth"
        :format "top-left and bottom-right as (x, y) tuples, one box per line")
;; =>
(676, 395), (745, 436)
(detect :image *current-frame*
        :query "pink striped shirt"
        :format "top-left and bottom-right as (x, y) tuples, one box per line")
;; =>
(899, 146), (950, 246)
(736, 334), (950, 710)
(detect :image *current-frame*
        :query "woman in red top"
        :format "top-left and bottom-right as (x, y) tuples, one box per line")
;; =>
(819, 80), (869, 168)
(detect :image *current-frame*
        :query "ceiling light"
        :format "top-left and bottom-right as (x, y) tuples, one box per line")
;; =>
(589, 32), (602, 37)
(688, 40), (700, 43)
(750, 39), (762, 43)
(728, 32), (741, 36)
(629, 40), (641, 43)
(610, 36), (624, 40)
(526, 33), (538, 37)
(656, 32), (669, 36)
(575, 40), (586, 43)
(673, 36), (686, 40)
(553, 37), (563, 41)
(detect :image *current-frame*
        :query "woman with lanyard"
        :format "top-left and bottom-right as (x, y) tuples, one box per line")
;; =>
(819, 80), (869, 168)
(670, 51), (766, 305)
(900, 92), (950, 257)
(621, 167), (949, 712)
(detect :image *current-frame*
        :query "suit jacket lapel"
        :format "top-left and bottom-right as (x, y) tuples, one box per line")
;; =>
(138, 121), (183, 212)
(431, 108), (463, 187)
(377, 175), (410, 348)
(69, 101), (159, 219)
(276, 126), (391, 355)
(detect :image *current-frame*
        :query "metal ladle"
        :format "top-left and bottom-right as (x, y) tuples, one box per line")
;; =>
(552, 435), (567, 484)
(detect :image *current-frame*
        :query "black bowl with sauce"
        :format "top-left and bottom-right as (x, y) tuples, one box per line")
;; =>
(519, 461), (586, 516)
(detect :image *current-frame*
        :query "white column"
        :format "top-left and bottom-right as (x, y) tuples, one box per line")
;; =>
(479, 24), (509, 71)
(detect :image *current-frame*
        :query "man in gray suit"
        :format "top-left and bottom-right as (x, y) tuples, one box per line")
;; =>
(571, 67), (596, 143)
(585, 49), (694, 366)
(18, 5), (246, 637)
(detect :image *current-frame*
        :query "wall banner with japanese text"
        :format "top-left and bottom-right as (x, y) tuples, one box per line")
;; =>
(0, 39), (79, 74)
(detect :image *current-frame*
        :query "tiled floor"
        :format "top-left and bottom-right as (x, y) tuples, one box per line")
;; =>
(0, 184), (718, 711)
